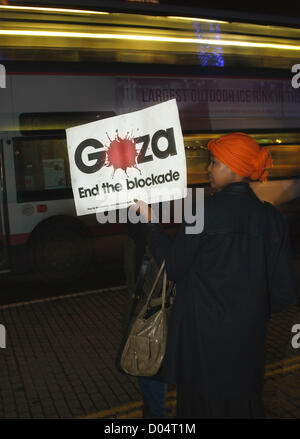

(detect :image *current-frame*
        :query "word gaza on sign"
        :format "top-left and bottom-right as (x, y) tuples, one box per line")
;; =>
(66, 99), (187, 216)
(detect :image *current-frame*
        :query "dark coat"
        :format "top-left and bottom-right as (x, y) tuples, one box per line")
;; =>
(144, 181), (298, 399)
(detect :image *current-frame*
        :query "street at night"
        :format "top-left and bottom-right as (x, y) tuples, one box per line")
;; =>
(0, 256), (299, 418)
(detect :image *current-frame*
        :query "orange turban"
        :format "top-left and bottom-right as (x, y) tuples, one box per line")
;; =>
(207, 132), (273, 183)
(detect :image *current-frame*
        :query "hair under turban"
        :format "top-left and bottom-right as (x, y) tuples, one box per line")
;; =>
(207, 132), (273, 183)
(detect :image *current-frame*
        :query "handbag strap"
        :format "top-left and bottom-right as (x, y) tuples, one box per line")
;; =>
(150, 280), (175, 307)
(144, 259), (167, 311)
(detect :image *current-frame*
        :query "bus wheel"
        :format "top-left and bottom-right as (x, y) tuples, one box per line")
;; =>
(27, 215), (93, 282)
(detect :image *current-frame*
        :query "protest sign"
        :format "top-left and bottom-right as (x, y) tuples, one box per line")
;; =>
(66, 99), (187, 216)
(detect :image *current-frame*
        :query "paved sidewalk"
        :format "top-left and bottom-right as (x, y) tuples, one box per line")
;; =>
(0, 285), (299, 419)
(0, 286), (142, 419)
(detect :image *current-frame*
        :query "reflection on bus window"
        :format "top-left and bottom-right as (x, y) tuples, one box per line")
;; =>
(193, 22), (225, 67)
(13, 137), (72, 202)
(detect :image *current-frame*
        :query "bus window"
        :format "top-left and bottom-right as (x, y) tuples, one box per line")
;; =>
(13, 137), (72, 203)
(19, 111), (115, 135)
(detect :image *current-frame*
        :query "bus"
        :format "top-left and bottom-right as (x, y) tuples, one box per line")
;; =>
(0, 4), (300, 280)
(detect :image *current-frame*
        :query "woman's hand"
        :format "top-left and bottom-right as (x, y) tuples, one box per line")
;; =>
(133, 199), (157, 222)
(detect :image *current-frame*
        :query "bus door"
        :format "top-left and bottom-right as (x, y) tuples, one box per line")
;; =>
(0, 140), (9, 269)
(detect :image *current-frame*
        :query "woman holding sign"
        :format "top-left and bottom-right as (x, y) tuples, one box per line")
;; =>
(134, 132), (298, 419)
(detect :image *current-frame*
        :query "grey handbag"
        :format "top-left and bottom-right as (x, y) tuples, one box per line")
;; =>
(120, 260), (171, 376)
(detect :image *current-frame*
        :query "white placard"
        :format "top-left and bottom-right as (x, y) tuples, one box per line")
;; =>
(66, 99), (187, 216)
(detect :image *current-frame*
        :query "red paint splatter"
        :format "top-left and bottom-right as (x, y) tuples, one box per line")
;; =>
(105, 131), (140, 176)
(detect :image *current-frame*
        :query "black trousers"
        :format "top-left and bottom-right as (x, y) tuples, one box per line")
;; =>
(176, 385), (265, 419)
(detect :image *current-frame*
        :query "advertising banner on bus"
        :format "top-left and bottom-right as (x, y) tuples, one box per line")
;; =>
(117, 76), (300, 131)
(66, 99), (187, 216)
